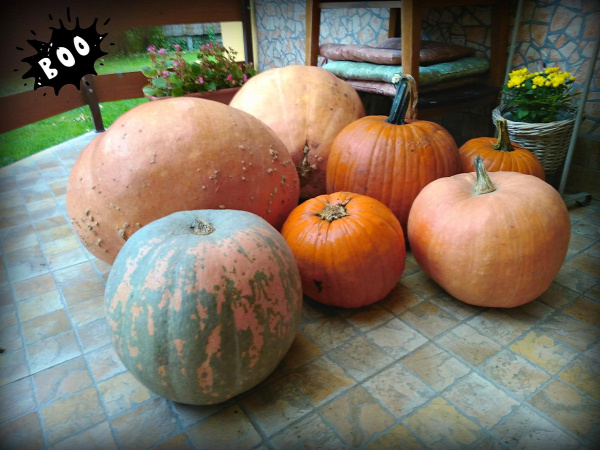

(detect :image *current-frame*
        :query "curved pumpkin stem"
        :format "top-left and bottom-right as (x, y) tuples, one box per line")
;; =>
(474, 155), (496, 195)
(386, 74), (418, 125)
(492, 118), (514, 152)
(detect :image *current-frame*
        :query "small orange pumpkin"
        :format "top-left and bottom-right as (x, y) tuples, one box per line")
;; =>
(458, 118), (545, 180)
(407, 156), (570, 308)
(326, 75), (460, 235)
(281, 192), (405, 308)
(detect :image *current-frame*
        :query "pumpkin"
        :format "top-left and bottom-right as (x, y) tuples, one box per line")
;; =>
(326, 75), (460, 235)
(281, 192), (405, 308)
(66, 97), (300, 264)
(459, 118), (545, 180)
(407, 155), (570, 308)
(229, 65), (365, 198)
(104, 209), (303, 405)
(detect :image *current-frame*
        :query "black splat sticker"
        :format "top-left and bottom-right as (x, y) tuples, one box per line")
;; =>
(20, 9), (109, 95)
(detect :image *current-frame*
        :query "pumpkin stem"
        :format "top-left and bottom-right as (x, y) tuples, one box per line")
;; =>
(386, 74), (417, 125)
(316, 198), (351, 222)
(191, 218), (215, 235)
(492, 118), (514, 152)
(298, 144), (316, 186)
(474, 155), (496, 195)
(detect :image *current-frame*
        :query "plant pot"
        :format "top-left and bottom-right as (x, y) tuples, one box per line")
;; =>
(145, 87), (241, 105)
(492, 106), (576, 176)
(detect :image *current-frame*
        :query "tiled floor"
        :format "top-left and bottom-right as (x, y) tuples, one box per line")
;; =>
(0, 131), (599, 449)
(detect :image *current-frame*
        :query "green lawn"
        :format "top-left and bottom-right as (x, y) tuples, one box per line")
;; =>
(0, 52), (179, 167)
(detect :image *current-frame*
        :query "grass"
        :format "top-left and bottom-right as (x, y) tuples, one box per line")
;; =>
(0, 52), (175, 167)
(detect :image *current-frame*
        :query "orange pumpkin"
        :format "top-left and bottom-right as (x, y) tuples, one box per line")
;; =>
(326, 75), (460, 235)
(459, 118), (545, 180)
(407, 156), (570, 308)
(281, 192), (405, 308)
(230, 65), (365, 198)
(66, 98), (300, 264)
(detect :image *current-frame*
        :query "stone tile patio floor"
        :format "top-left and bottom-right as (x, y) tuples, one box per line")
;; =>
(0, 130), (599, 449)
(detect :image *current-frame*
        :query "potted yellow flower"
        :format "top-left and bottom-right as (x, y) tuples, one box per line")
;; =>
(492, 66), (579, 175)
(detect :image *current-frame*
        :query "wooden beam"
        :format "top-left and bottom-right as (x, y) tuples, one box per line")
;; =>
(306, 0), (321, 66)
(489, 1), (509, 87)
(401, 0), (422, 86)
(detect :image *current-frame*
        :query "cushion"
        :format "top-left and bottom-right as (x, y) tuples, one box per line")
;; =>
(319, 39), (475, 66)
(320, 57), (490, 87)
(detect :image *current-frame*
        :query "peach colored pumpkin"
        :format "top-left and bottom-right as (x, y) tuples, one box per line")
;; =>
(66, 97), (299, 264)
(407, 156), (570, 308)
(230, 65), (365, 198)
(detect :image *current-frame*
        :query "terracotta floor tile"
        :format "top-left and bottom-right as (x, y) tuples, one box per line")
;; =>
(13, 273), (57, 302)
(34, 214), (67, 231)
(0, 377), (37, 423)
(47, 246), (89, 272)
(329, 335), (395, 381)
(40, 386), (106, 444)
(52, 421), (118, 450)
(53, 261), (99, 286)
(554, 264), (600, 294)
(529, 379), (600, 439)
(22, 309), (72, 344)
(399, 271), (443, 299)
(280, 331), (323, 372)
(0, 412), (44, 450)
(539, 312), (599, 351)
(0, 284), (11, 306)
(85, 344), (127, 383)
(27, 330), (81, 374)
(379, 283), (424, 314)
(61, 277), (105, 306)
(491, 406), (579, 449)
(404, 397), (483, 448)
(443, 372), (519, 428)
(402, 342), (470, 391)
(508, 300), (555, 326)
(4, 244), (44, 267)
(321, 385), (395, 448)
(566, 253), (600, 279)
(302, 316), (358, 351)
(242, 374), (312, 437)
(269, 412), (347, 449)
(436, 323), (501, 366)
(0, 347), (30, 386)
(363, 361), (435, 418)
(69, 295), (105, 328)
(77, 318), (112, 353)
(537, 282), (580, 309)
(481, 350), (551, 399)
(0, 323), (23, 352)
(7, 258), (49, 284)
(0, 303), (18, 328)
(289, 356), (355, 406)
(510, 330), (579, 374)
(563, 296), (600, 328)
(48, 179), (68, 198)
(467, 309), (531, 346)
(171, 401), (228, 428)
(366, 317), (428, 360)
(559, 356), (600, 402)
(98, 371), (152, 417)
(41, 234), (81, 256)
(365, 423), (425, 449)
(400, 301), (460, 338)
(1, 227), (39, 254)
(346, 304), (395, 331)
(110, 397), (179, 449)
(186, 404), (262, 449)
(428, 292), (481, 320)
(571, 219), (600, 240)
(16, 289), (62, 322)
(584, 341), (600, 362)
(33, 356), (93, 405)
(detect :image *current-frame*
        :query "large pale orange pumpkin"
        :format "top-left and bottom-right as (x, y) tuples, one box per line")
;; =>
(229, 65), (365, 198)
(407, 156), (570, 308)
(105, 209), (303, 405)
(459, 118), (545, 180)
(66, 97), (300, 264)
(281, 192), (405, 308)
(326, 76), (460, 234)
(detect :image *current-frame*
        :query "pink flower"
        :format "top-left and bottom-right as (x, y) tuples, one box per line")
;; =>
(157, 48), (166, 56)
(147, 45), (156, 53)
(162, 71), (169, 78)
(198, 76), (204, 84)
(174, 44), (181, 51)
(242, 74), (248, 82)
(173, 60), (178, 68)
(227, 74), (233, 81)
(201, 44), (206, 50)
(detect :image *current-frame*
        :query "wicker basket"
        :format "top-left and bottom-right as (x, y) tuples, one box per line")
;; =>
(492, 107), (575, 175)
